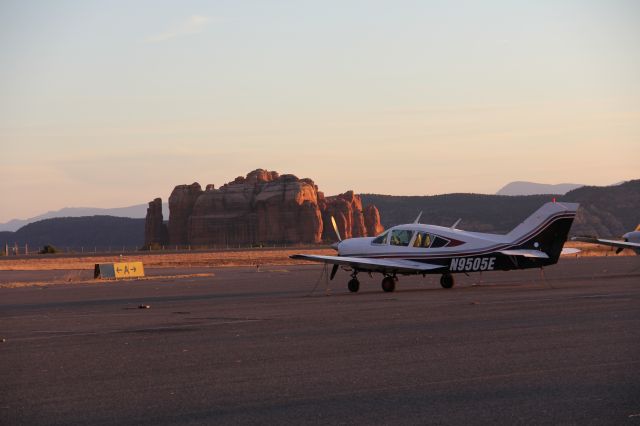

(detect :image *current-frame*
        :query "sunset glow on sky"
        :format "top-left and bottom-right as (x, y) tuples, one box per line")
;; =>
(1, 0), (638, 222)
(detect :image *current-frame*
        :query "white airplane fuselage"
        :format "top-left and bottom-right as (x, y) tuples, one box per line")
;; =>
(337, 225), (506, 258)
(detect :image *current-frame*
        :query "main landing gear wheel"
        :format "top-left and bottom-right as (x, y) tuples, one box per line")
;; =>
(348, 278), (360, 293)
(440, 273), (455, 289)
(381, 276), (396, 292)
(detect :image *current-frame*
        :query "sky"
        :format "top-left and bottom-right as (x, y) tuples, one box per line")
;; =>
(1, 0), (639, 222)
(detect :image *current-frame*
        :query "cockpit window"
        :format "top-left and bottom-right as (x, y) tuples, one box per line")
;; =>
(390, 229), (414, 246)
(413, 232), (432, 248)
(371, 231), (388, 245)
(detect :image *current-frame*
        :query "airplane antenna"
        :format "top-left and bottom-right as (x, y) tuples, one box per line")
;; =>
(451, 218), (461, 230)
(413, 211), (423, 224)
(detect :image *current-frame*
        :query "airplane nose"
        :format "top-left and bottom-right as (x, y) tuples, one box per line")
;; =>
(330, 242), (340, 251)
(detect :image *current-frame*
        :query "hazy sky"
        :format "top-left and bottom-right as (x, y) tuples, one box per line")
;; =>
(1, 0), (639, 222)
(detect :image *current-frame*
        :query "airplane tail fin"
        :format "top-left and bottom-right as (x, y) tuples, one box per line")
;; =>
(506, 202), (579, 263)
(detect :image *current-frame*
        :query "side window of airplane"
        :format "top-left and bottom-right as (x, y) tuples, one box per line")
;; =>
(390, 230), (414, 246)
(430, 236), (450, 248)
(413, 232), (432, 248)
(371, 231), (389, 245)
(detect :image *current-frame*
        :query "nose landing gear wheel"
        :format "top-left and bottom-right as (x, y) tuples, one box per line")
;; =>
(381, 276), (396, 292)
(348, 278), (360, 293)
(440, 273), (455, 289)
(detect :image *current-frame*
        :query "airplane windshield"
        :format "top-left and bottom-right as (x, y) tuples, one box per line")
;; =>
(390, 229), (414, 246)
(371, 231), (388, 245)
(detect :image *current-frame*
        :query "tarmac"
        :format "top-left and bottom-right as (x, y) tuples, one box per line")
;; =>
(1, 256), (639, 425)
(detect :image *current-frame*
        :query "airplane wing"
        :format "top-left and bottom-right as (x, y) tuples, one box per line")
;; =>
(290, 254), (445, 274)
(572, 237), (640, 250)
(499, 249), (549, 259)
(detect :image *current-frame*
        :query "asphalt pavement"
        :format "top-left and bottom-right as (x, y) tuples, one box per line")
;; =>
(1, 256), (639, 425)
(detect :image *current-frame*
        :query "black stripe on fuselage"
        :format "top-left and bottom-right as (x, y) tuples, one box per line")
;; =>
(407, 253), (551, 273)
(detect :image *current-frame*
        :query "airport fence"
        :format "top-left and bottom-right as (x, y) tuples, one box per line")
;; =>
(0, 241), (324, 257)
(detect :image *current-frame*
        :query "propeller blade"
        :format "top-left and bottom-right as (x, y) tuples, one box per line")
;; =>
(331, 216), (342, 242)
(618, 237), (629, 254)
(330, 264), (339, 280)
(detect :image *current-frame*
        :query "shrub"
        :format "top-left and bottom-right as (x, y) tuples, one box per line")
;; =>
(40, 245), (58, 254)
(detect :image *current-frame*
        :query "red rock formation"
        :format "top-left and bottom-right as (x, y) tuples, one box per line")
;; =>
(188, 170), (322, 245)
(321, 191), (368, 240)
(254, 174), (322, 244)
(189, 177), (258, 246)
(364, 205), (384, 236)
(150, 169), (384, 246)
(168, 183), (203, 245)
(144, 198), (168, 247)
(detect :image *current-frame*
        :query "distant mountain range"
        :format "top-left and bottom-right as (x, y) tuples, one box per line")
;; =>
(362, 179), (639, 238)
(1, 181), (624, 232)
(495, 181), (584, 196)
(0, 203), (169, 232)
(0, 216), (145, 251)
(1, 180), (637, 250)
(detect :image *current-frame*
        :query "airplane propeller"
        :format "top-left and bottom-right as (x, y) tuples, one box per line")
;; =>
(329, 216), (341, 279)
(331, 216), (342, 242)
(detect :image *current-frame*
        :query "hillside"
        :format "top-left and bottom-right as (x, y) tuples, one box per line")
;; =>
(363, 179), (640, 237)
(2, 180), (636, 252)
(562, 180), (640, 237)
(0, 216), (145, 251)
(0, 203), (169, 232)
(360, 194), (552, 233)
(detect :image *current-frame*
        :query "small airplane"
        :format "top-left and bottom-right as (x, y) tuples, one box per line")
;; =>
(291, 201), (579, 292)
(571, 225), (640, 255)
